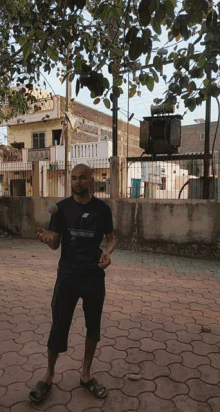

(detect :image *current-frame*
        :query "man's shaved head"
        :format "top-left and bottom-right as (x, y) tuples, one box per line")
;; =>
(71, 163), (93, 178)
(71, 163), (94, 201)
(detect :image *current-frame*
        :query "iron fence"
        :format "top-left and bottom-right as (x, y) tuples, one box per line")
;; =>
(41, 159), (110, 198)
(124, 153), (219, 200)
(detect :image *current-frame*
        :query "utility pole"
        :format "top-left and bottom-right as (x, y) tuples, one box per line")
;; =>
(203, 66), (212, 199)
(112, 75), (118, 157)
(64, 41), (72, 198)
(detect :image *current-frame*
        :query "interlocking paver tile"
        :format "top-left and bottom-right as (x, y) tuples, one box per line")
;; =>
(126, 347), (153, 364)
(121, 376), (155, 396)
(138, 392), (175, 412)
(66, 387), (105, 412)
(1, 240), (220, 411)
(0, 383), (31, 407)
(208, 353), (220, 369)
(98, 345), (126, 362)
(173, 395), (211, 412)
(168, 362), (200, 382)
(154, 376), (188, 399)
(139, 360), (170, 379)
(187, 378), (220, 401)
(0, 365), (32, 386)
(152, 329), (176, 342)
(207, 397), (220, 412)
(198, 364), (220, 384)
(153, 349), (182, 366)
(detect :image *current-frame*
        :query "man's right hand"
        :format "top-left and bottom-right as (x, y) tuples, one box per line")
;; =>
(37, 227), (52, 245)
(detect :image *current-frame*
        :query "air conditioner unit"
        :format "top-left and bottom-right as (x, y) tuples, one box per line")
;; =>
(100, 135), (108, 141)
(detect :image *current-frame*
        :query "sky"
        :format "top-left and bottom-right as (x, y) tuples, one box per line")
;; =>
(1, 3), (220, 145)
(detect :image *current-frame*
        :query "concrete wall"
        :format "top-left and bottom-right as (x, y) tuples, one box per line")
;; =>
(1, 196), (220, 260)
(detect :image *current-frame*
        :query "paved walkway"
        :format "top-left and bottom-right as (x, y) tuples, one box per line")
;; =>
(0, 238), (220, 412)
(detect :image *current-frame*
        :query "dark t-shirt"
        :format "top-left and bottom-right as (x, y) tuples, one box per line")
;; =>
(48, 195), (114, 278)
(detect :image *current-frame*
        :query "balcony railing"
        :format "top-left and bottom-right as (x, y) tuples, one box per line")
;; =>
(28, 148), (50, 161)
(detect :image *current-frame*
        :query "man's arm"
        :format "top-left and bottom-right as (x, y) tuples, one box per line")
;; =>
(37, 227), (62, 250)
(104, 232), (116, 255)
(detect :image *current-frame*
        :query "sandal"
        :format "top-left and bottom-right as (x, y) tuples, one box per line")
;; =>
(29, 380), (52, 402)
(80, 377), (107, 398)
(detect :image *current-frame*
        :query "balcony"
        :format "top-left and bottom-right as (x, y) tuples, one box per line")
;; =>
(28, 148), (50, 161)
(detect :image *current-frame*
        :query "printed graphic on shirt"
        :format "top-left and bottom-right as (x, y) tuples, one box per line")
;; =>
(69, 229), (95, 241)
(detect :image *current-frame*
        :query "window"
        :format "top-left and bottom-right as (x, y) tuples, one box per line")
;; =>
(32, 132), (45, 149)
(200, 133), (205, 140)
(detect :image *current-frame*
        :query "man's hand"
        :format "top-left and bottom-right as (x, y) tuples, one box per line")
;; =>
(37, 227), (52, 245)
(98, 252), (111, 269)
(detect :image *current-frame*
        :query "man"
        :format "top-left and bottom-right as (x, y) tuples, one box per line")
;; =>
(29, 163), (116, 402)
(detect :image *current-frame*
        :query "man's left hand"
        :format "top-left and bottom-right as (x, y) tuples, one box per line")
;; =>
(98, 252), (111, 269)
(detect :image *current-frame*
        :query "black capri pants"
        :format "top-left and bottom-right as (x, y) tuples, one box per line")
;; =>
(47, 274), (105, 353)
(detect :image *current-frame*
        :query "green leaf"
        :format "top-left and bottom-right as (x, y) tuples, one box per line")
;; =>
(104, 98), (110, 109)
(203, 78), (210, 87)
(36, 30), (45, 39)
(198, 56), (206, 68)
(152, 18), (161, 35)
(76, 79), (80, 96)
(47, 46), (59, 62)
(69, 73), (75, 82)
(165, 0), (175, 18)
(110, 48), (123, 58)
(146, 76), (154, 91)
(23, 41), (32, 60)
(129, 37), (144, 60)
(188, 98), (196, 112)
(19, 35), (28, 46)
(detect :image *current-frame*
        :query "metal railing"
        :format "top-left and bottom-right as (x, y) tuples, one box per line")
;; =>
(123, 153), (219, 200)
(41, 159), (110, 198)
(28, 148), (50, 161)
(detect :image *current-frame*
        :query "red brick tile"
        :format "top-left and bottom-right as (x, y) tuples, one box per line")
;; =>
(181, 351), (210, 368)
(153, 349), (182, 366)
(169, 363), (200, 382)
(173, 395), (211, 412)
(187, 378), (220, 401)
(138, 392), (176, 412)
